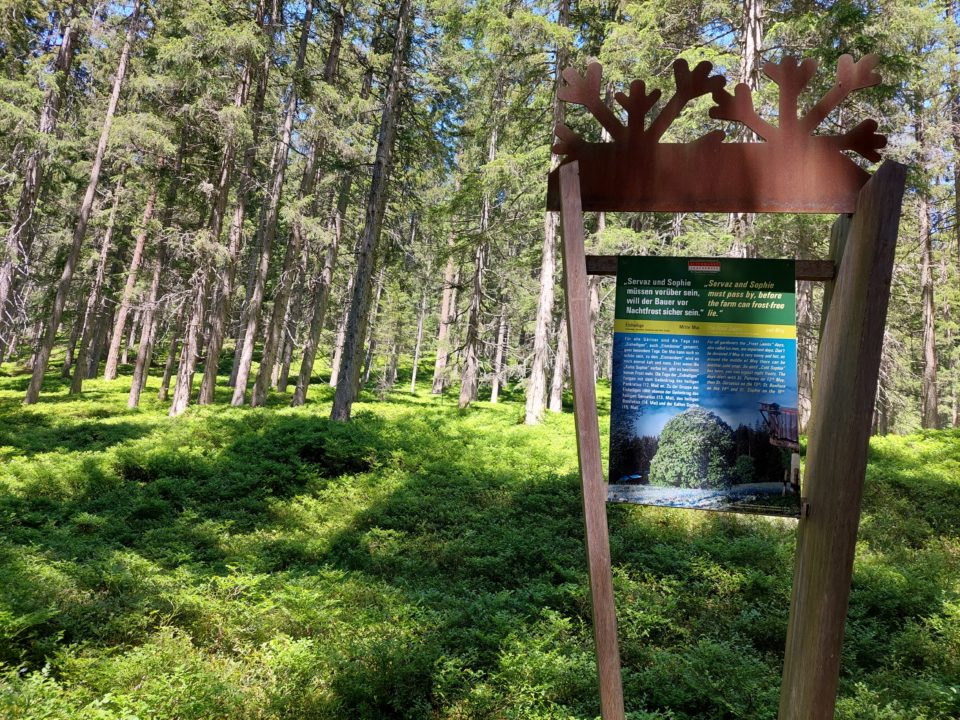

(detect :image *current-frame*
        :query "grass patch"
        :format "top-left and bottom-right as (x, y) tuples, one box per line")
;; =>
(0, 365), (958, 718)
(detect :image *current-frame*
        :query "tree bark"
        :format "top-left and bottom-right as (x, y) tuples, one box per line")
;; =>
(104, 183), (157, 379)
(128, 248), (163, 407)
(328, 274), (353, 388)
(169, 0), (270, 415)
(24, 0), (141, 404)
(548, 312), (568, 412)
(728, 0), (763, 257)
(410, 289), (427, 394)
(459, 114), (499, 409)
(276, 295), (300, 393)
(361, 268), (386, 386)
(158, 305), (186, 402)
(330, 0), (412, 421)
(252, 0), (345, 405)
(233, 0), (315, 406)
(431, 237), (459, 393)
(526, 0), (569, 424)
(250, 145), (317, 404)
(60, 308), (84, 378)
(198, 54), (271, 404)
(128, 136), (185, 406)
(292, 175), (351, 405)
(86, 296), (116, 378)
(71, 182), (122, 394)
(458, 242), (486, 408)
(0, 10), (78, 347)
(122, 308), (139, 365)
(919, 190), (939, 428)
(489, 311), (507, 403)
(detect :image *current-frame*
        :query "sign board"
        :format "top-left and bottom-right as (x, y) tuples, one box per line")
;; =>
(607, 256), (800, 517)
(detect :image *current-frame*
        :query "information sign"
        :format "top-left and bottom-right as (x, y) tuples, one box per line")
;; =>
(608, 256), (800, 517)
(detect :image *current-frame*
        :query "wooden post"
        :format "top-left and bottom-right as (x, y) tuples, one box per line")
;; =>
(558, 161), (626, 720)
(778, 160), (906, 719)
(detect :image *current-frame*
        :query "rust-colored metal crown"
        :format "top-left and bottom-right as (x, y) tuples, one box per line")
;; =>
(546, 55), (886, 213)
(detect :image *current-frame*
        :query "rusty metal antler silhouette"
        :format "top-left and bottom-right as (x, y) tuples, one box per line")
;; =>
(647, 60), (726, 141)
(802, 54), (882, 133)
(547, 53), (888, 214)
(556, 63), (626, 143)
(555, 60), (725, 145)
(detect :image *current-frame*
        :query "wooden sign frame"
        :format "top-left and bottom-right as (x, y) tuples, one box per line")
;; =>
(551, 55), (906, 720)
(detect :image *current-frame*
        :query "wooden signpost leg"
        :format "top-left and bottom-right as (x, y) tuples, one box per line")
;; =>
(558, 161), (626, 720)
(778, 160), (906, 719)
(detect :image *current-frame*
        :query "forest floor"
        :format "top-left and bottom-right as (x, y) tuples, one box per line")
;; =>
(0, 362), (958, 719)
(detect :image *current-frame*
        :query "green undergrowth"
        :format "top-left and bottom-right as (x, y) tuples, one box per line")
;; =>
(0, 364), (958, 719)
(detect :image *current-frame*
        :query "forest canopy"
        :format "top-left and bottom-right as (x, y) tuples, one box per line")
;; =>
(0, 0), (955, 427)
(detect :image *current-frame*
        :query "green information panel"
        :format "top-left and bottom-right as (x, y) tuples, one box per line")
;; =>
(608, 257), (800, 517)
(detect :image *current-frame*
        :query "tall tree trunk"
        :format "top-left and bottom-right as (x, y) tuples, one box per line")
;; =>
(489, 311), (507, 403)
(431, 236), (459, 393)
(0, 11), (77, 347)
(330, 0), (413, 421)
(458, 242), (485, 408)
(129, 136), (185, 405)
(953, 0), (960, 263)
(919, 191), (939, 428)
(104, 183), (157, 379)
(728, 0), (763, 257)
(939, 253), (955, 428)
(86, 297), (116, 378)
(459, 114), (499, 409)
(410, 289), (427, 394)
(250, 147), (317, 405)
(361, 268), (386, 386)
(548, 312), (568, 412)
(71, 183), (122, 394)
(588, 275), (603, 381)
(276, 289), (301, 393)
(271, 295), (293, 388)
(170, 1), (270, 416)
(229, 248), (260, 387)
(128, 248), (164, 407)
(526, 0), (569, 424)
(198, 48), (271, 404)
(24, 0), (141, 404)
(328, 274), (353, 388)
(951, 0), (960, 425)
(233, 0), (315, 406)
(253, 0), (344, 406)
(60, 309), (84, 378)
(122, 309), (139, 365)
(158, 305), (186, 402)
(292, 176), (350, 405)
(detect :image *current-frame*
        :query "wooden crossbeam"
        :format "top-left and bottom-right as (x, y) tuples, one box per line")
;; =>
(585, 255), (835, 281)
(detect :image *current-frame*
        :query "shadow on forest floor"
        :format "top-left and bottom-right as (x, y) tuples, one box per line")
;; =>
(1, 375), (959, 718)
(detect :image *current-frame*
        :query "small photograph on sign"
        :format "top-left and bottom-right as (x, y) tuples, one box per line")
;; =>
(608, 257), (801, 517)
